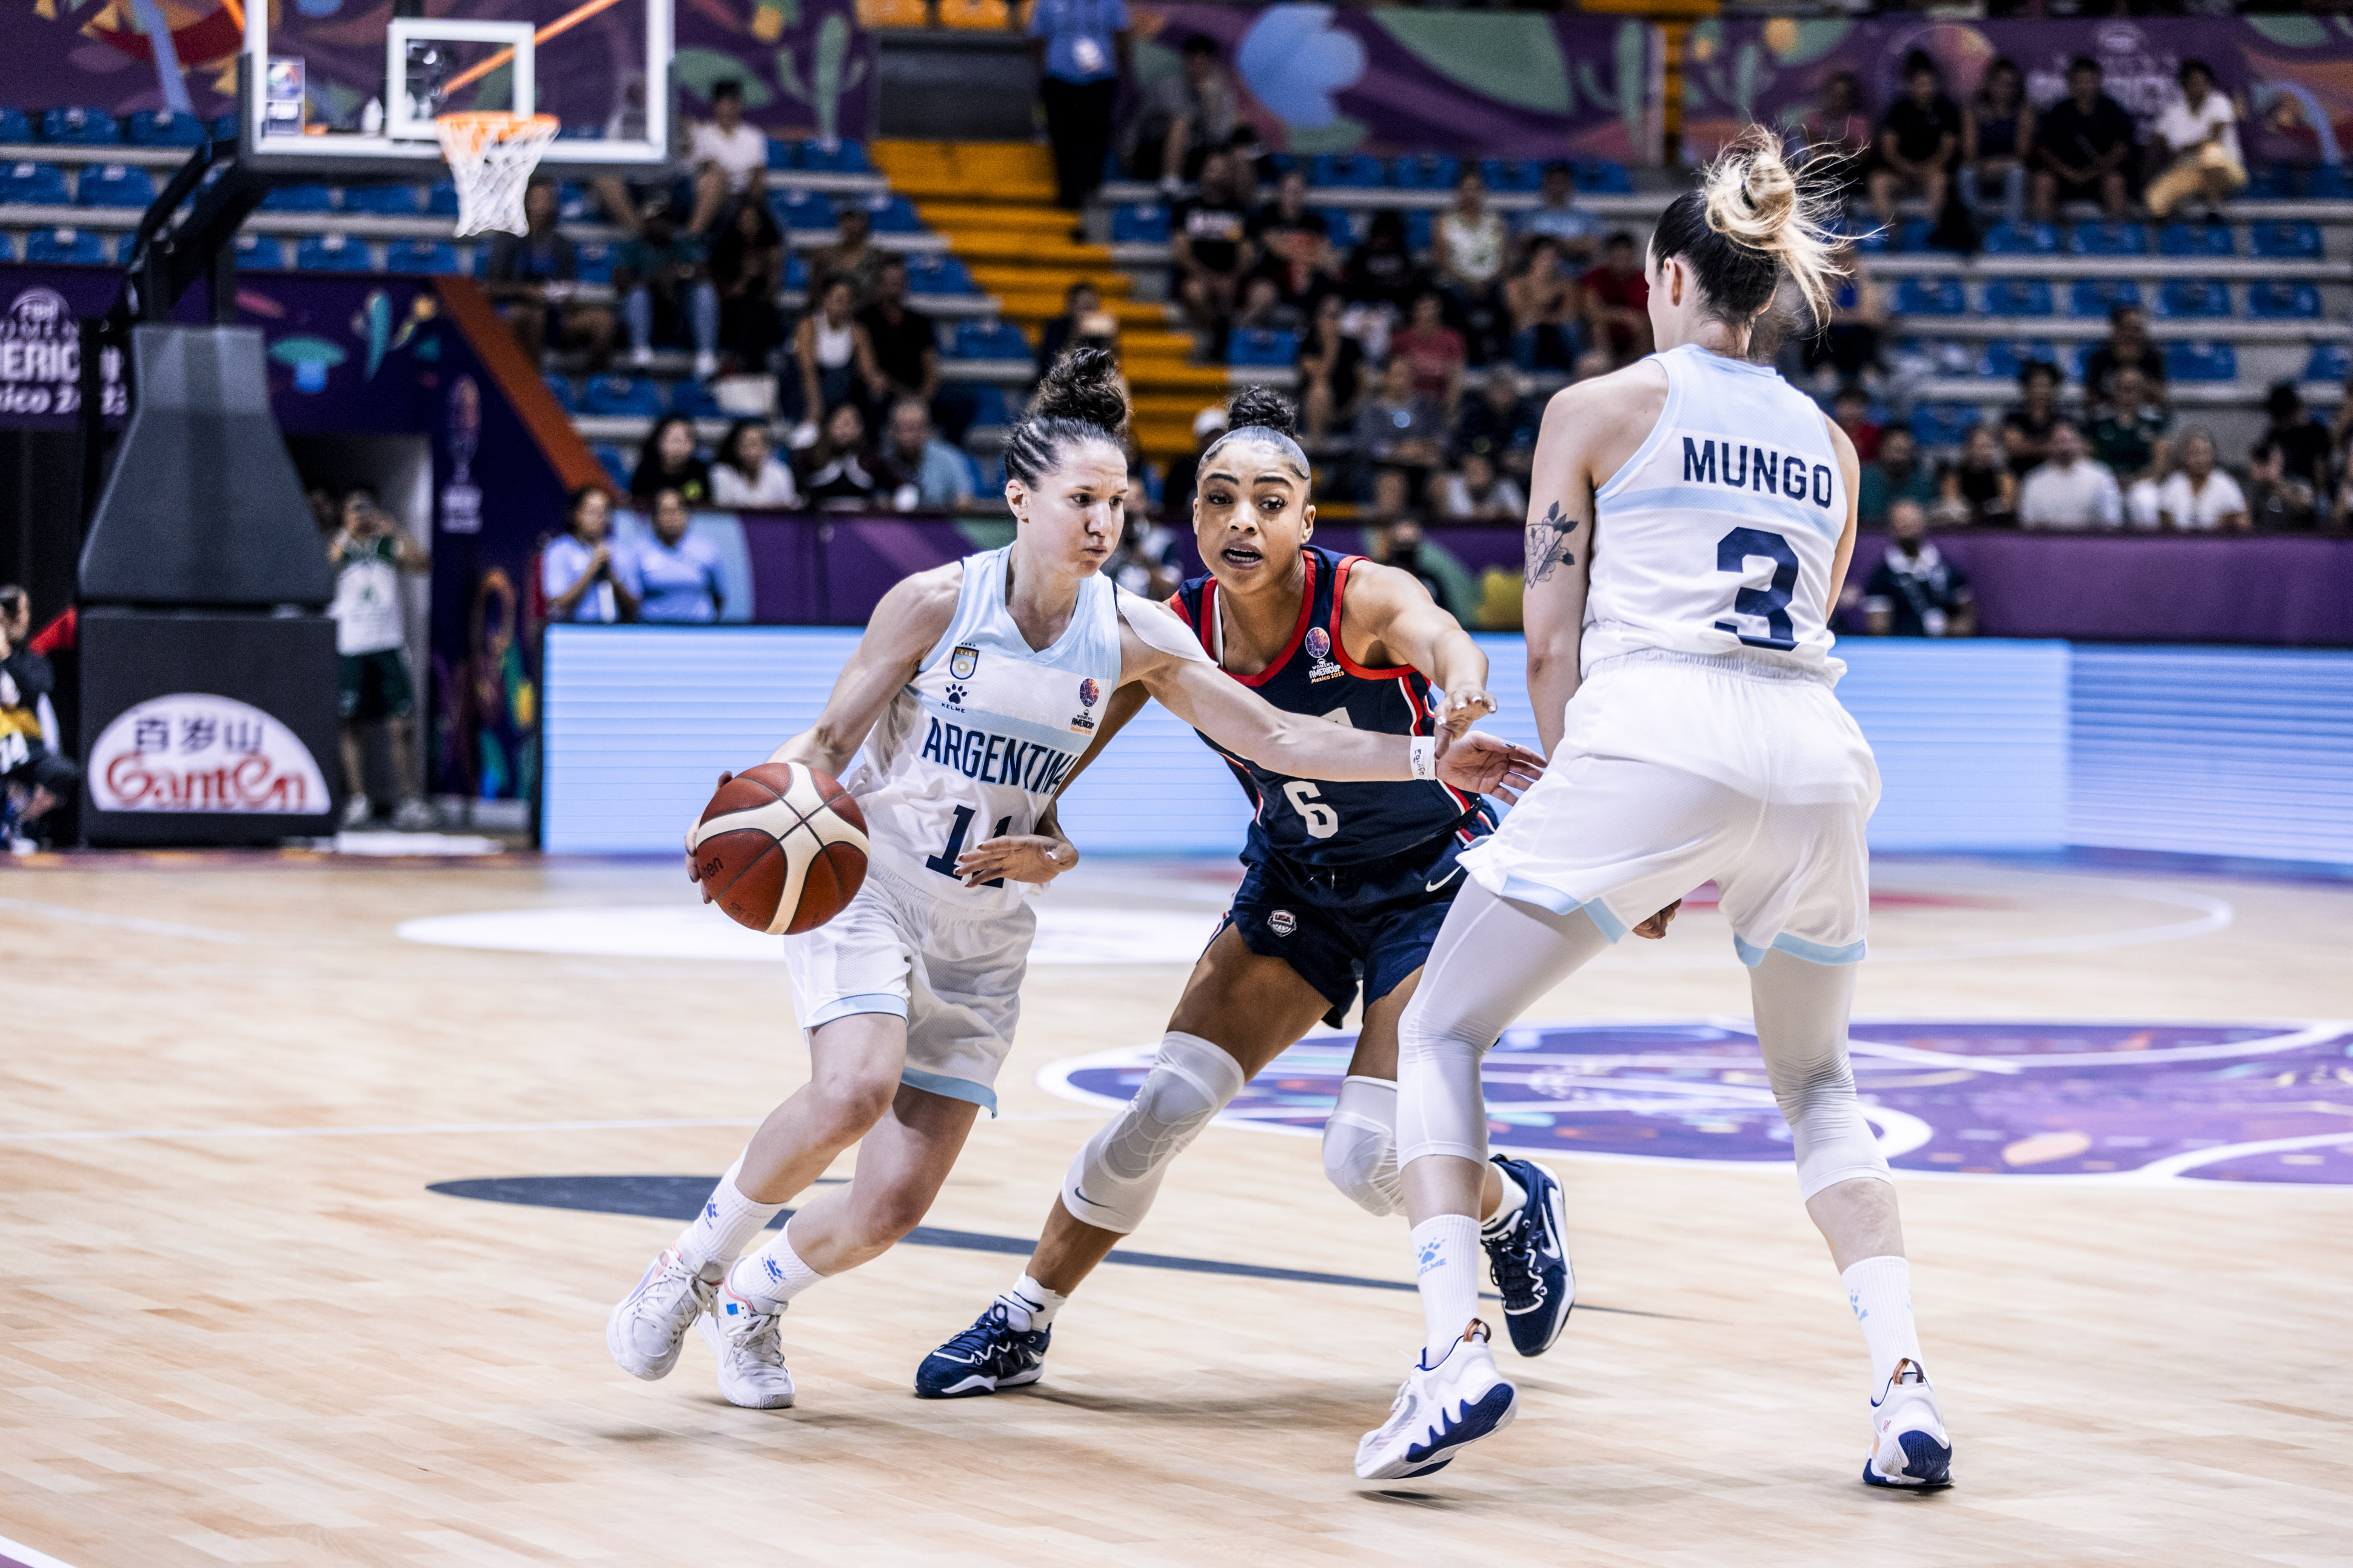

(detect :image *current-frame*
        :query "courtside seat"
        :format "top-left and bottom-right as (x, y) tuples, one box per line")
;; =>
(2158, 221), (2235, 257)
(952, 319), (1030, 359)
(1982, 222), (2060, 255)
(2155, 278), (2232, 319)
(2167, 340), (2238, 381)
(426, 180), (461, 218)
(342, 184), (423, 216)
(2069, 278), (2141, 318)
(1896, 277), (1965, 315)
(296, 233), (373, 272)
(1110, 203), (1169, 244)
(1391, 153), (1461, 190)
(384, 238), (460, 275)
(38, 107), (118, 145)
(123, 108), (206, 147)
(1479, 158), (1545, 193)
(1, 161), (72, 206)
(25, 227), (105, 264)
(2249, 221), (2324, 259)
(581, 375), (663, 417)
(0, 109), (27, 144)
(573, 242), (618, 285)
(75, 162), (156, 209)
(1910, 402), (1981, 447)
(797, 139), (871, 174)
(2304, 342), (2352, 382)
(235, 234), (286, 270)
(669, 379), (721, 418)
(2067, 221), (2149, 256)
(2248, 279), (2321, 319)
(1311, 154), (1387, 189)
(261, 183), (337, 213)
(903, 253), (977, 294)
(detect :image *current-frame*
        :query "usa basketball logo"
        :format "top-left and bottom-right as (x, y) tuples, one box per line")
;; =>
(950, 646), (979, 680)
(1304, 627), (1331, 659)
(1079, 678), (1100, 708)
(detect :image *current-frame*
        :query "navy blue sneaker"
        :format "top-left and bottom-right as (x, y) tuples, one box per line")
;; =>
(913, 1301), (1051, 1399)
(1481, 1155), (1574, 1357)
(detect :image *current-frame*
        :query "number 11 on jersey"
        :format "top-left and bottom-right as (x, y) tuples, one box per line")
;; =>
(925, 804), (1016, 887)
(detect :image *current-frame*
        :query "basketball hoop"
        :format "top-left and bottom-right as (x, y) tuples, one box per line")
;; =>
(435, 111), (561, 239)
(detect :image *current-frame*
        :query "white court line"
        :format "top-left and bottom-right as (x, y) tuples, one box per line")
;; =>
(0, 1530), (85, 1568)
(0, 1110), (1103, 1144)
(0, 896), (246, 944)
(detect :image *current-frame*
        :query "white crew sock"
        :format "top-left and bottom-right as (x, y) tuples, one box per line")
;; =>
(728, 1220), (825, 1309)
(1410, 1214), (1482, 1364)
(677, 1156), (786, 1271)
(1480, 1163), (1527, 1233)
(1843, 1255), (1923, 1390)
(999, 1273), (1068, 1332)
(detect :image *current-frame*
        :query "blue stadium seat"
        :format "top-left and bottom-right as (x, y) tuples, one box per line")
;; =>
(669, 379), (721, 418)
(2309, 165), (2353, 199)
(953, 319), (1029, 360)
(1910, 402), (1981, 447)
(123, 108), (206, 147)
(38, 107), (118, 145)
(768, 186), (828, 231)
(2067, 221), (2147, 256)
(0, 108), (28, 144)
(572, 242), (617, 285)
(295, 233), (373, 272)
(25, 227), (105, 264)
(2248, 279), (2321, 319)
(2303, 342), (2351, 384)
(1111, 203), (1168, 244)
(261, 183), (336, 213)
(1402, 209), (1433, 256)
(425, 180), (460, 218)
(113, 232), (140, 264)
(581, 375), (663, 416)
(1478, 158), (1544, 193)
(2249, 221), (2323, 260)
(2166, 340), (2238, 382)
(543, 375), (581, 412)
(1981, 222), (2058, 255)
(76, 162), (155, 209)
(903, 253), (976, 295)
(1390, 153), (1460, 190)
(1895, 277), (1965, 316)
(1310, 153), (1386, 188)
(852, 193), (923, 233)
(1898, 336), (1973, 377)
(384, 238), (459, 275)
(765, 138), (797, 171)
(341, 184), (422, 216)
(1976, 341), (2058, 380)
(2155, 278), (2232, 319)
(1574, 159), (1634, 193)
(592, 444), (632, 487)
(471, 242), (490, 279)
(2069, 278), (2141, 318)
(966, 384), (1011, 429)
(0, 233), (13, 261)
(234, 234), (286, 270)
(796, 138), (870, 173)
(1313, 206), (1360, 246)
(783, 253), (809, 292)
(2246, 163), (2297, 198)
(556, 182), (595, 222)
(1896, 218), (1935, 253)
(1227, 328), (1298, 367)
(208, 113), (238, 142)
(1, 161), (72, 206)
(2157, 221), (2234, 258)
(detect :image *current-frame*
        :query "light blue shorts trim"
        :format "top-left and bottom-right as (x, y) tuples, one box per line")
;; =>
(1497, 874), (1630, 943)
(803, 992), (908, 1029)
(1732, 932), (1869, 968)
(899, 1066), (999, 1116)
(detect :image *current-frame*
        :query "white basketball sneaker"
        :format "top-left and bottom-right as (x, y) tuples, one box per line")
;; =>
(606, 1246), (718, 1381)
(1354, 1320), (1519, 1481)
(696, 1280), (797, 1409)
(1862, 1359), (1954, 1490)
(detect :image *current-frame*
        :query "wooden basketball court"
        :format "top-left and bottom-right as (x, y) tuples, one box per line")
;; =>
(2, 850), (2348, 1567)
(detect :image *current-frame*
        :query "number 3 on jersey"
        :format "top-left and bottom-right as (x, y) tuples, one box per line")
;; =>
(1283, 780), (1341, 839)
(1711, 526), (1799, 651)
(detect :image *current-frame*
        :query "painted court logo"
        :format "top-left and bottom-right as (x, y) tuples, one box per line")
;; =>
(1042, 1019), (2353, 1187)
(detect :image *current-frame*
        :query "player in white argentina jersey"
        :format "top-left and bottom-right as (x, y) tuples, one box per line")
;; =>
(606, 349), (1541, 1412)
(1356, 128), (1954, 1490)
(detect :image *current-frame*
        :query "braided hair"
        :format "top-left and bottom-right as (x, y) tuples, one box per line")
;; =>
(1199, 385), (1310, 479)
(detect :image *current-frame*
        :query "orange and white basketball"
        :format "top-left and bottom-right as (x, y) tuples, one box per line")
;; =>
(688, 763), (869, 935)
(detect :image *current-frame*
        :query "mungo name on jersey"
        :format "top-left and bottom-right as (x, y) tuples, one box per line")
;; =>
(918, 715), (1078, 795)
(1681, 435), (1836, 513)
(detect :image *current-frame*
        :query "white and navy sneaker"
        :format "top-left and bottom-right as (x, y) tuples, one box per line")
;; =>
(1862, 1359), (1954, 1491)
(913, 1300), (1051, 1399)
(696, 1280), (796, 1409)
(1482, 1155), (1575, 1357)
(605, 1245), (718, 1381)
(1353, 1320), (1519, 1481)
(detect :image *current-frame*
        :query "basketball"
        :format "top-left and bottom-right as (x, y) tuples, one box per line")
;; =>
(688, 762), (869, 935)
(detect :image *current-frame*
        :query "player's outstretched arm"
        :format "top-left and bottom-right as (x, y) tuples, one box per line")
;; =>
(766, 565), (960, 777)
(1337, 559), (1496, 739)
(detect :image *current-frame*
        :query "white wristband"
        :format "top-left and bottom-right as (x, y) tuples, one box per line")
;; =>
(1407, 736), (1437, 782)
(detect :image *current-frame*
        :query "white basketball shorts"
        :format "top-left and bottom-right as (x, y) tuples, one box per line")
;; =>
(780, 862), (1035, 1113)
(1458, 650), (1881, 965)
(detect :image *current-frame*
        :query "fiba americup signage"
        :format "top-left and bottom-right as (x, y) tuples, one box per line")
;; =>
(89, 694), (329, 813)
(0, 285), (123, 419)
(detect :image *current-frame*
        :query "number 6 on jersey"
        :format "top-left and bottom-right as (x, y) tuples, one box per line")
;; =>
(1283, 779), (1341, 839)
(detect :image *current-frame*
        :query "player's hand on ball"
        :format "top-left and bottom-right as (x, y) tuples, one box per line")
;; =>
(1435, 686), (1498, 739)
(955, 833), (1076, 888)
(687, 770), (737, 892)
(1434, 731), (1545, 804)
(1633, 899), (1681, 940)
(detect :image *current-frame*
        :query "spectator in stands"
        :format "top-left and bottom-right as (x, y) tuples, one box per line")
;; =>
(629, 414), (713, 505)
(1163, 405), (1224, 524)
(1371, 516), (1451, 615)
(1354, 353), (1447, 482)
(799, 403), (882, 507)
(1834, 385), (1883, 462)
(2091, 365), (2172, 493)
(2034, 56), (2136, 224)
(2259, 382), (2334, 498)
(632, 488), (726, 623)
(1172, 148), (1254, 338)
(1433, 451), (1525, 524)
(1869, 51), (1960, 231)
(1517, 161), (1603, 266)
(1341, 210), (1429, 318)
(1133, 33), (1237, 186)
(2146, 59), (2246, 222)
(2247, 88), (2324, 183)
(1233, 274), (1302, 342)
(792, 276), (885, 432)
(1108, 512), (1183, 599)
(1802, 72), (1875, 200)
(2018, 419), (2123, 528)
(546, 486), (640, 626)
(617, 200), (720, 380)
(1436, 170), (1508, 347)
(859, 255), (941, 410)
(1933, 424), (2017, 527)
(711, 419), (800, 508)
(1037, 281), (1103, 378)
(1961, 57), (2035, 229)
(1582, 231), (1652, 366)
(878, 398), (976, 511)
(686, 80), (767, 238)
(2082, 304), (2166, 412)
(709, 199), (787, 376)
(2155, 428), (2249, 531)
(1391, 292), (1467, 414)
(1861, 499), (1975, 638)
(1802, 242), (1886, 387)
(1121, 430), (1166, 522)
(2001, 361), (2064, 476)
(2248, 438), (2320, 530)
(1223, 124), (1268, 209)
(806, 207), (882, 311)
(1453, 365), (1542, 482)
(484, 181), (615, 369)
(1298, 292), (1366, 444)
(0, 586), (79, 852)
(1029, 0), (1131, 212)
(1504, 238), (1584, 373)
(1856, 425), (1936, 523)
(1250, 170), (1335, 306)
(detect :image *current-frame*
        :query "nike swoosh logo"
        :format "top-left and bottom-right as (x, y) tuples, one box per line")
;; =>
(1425, 868), (1462, 893)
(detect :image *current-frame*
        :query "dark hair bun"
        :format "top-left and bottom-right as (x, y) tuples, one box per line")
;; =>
(1225, 385), (1298, 438)
(1032, 345), (1130, 435)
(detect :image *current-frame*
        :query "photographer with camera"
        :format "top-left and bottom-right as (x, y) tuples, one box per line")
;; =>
(330, 487), (435, 831)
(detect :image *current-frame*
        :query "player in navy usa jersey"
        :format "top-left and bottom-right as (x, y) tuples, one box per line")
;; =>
(915, 390), (1662, 1401)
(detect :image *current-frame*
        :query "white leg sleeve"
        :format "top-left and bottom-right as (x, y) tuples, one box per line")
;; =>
(1396, 879), (1613, 1169)
(1060, 1031), (1247, 1235)
(1322, 1076), (1403, 1217)
(1749, 950), (1890, 1199)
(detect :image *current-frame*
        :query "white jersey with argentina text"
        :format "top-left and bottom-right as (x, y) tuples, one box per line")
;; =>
(1584, 342), (1850, 681)
(843, 546), (1123, 915)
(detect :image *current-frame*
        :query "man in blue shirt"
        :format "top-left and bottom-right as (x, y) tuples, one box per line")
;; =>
(1030, 0), (1130, 210)
(877, 398), (978, 511)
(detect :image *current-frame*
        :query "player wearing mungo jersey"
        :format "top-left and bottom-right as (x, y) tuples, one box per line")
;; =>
(604, 349), (1542, 1411)
(1355, 129), (1955, 1489)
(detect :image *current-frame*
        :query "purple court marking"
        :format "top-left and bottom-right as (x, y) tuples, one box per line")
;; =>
(1039, 1020), (2353, 1186)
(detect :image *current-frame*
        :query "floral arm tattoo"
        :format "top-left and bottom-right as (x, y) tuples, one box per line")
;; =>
(1524, 500), (1583, 588)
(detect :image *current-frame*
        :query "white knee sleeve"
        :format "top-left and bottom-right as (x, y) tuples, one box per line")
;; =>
(1750, 952), (1890, 1200)
(1322, 1076), (1404, 1216)
(1061, 1032), (1246, 1234)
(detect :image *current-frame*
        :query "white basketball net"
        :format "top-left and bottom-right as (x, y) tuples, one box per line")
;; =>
(436, 112), (562, 238)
